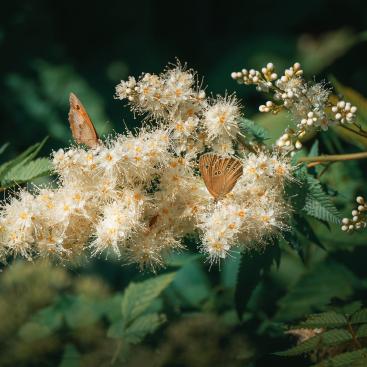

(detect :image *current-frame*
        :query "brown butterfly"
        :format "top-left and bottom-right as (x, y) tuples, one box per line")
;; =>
(199, 153), (243, 201)
(68, 92), (99, 148)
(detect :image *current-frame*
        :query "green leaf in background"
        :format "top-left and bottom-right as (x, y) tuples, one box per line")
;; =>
(59, 344), (81, 367)
(169, 259), (211, 308)
(312, 348), (367, 367)
(298, 29), (364, 75)
(294, 215), (325, 250)
(121, 272), (176, 325)
(292, 166), (341, 224)
(277, 329), (352, 357)
(64, 295), (103, 328)
(0, 142), (9, 156)
(122, 313), (166, 344)
(274, 260), (358, 322)
(235, 240), (280, 319)
(297, 311), (348, 329)
(238, 118), (269, 144)
(351, 309), (367, 324)
(0, 137), (50, 187)
(2, 157), (51, 186)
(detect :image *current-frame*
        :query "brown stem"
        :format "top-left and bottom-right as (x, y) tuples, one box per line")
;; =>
(347, 322), (362, 349)
(340, 124), (367, 138)
(298, 151), (367, 165)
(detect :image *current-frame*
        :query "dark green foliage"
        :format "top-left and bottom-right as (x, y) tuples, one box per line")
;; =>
(235, 240), (280, 319)
(107, 273), (175, 343)
(238, 118), (269, 144)
(0, 138), (51, 188)
(277, 306), (367, 366)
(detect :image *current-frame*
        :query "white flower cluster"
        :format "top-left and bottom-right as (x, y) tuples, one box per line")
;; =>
(0, 64), (293, 269)
(341, 196), (367, 232)
(232, 62), (358, 152)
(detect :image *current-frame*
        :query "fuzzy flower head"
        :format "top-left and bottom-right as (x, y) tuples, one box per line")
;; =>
(203, 95), (241, 142)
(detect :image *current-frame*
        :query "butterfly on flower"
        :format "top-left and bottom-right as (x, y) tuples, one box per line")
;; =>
(68, 92), (100, 148)
(199, 153), (243, 201)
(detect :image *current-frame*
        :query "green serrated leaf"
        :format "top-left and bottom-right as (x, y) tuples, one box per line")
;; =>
(238, 118), (269, 143)
(107, 319), (125, 338)
(294, 215), (325, 250)
(356, 324), (367, 338)
(292, 166), (341, 224)
(235, 240), (280, 319)
(277, 329), (352, 357)
(123, 313), (166, 344)
(351, 309), (367, 324)
(312, 348), (367, 367)
(296, 311), (347, 329)
(303, 174), (341, 224)
(0, 137), (48, 183)
(121, 272), (175, 325)
(2, 157), (51, 186)
(283, 228), (304, 261)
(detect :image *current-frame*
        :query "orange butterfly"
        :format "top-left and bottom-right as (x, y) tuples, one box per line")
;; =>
(68, 92), (99, 148)
(199, 153), (243, 201)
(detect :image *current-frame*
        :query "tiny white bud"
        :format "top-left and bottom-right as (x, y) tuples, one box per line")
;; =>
(335, 113), (342, 120)
(351, 106), (357, 113)
(295, 140), (302, 149)
(358, 205), (365, 212)
(267, 62), (274, 70)
(307, 111), (314, 118)
(231, 72), (237, 79)
(242, 69), (248, 75)
(349, 224), (355, 230)
(266, 101), (273, 107)
(353, 216), (359, 222)
(342, 218), (350, 224)
(341, 225), (348, 231)
(352, 210), (359, 216)
(293, 62), (301, 70)
(356, 196), (364, 204)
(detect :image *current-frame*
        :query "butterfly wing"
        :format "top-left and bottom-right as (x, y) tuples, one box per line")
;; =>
(199, 153), (219, 198)
(68, 92), (99, 148)
(199, 154), (243, 199)
(213, 156), (243, 197)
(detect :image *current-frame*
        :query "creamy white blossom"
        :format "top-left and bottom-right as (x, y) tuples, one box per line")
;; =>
(0, 63), (295, 269)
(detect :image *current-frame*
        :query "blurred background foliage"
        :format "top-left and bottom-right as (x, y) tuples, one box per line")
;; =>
(1, 1), (367, 366)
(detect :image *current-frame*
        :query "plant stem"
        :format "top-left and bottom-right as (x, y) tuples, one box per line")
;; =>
(340, 124), (367, 138)
(298, 151), (367, 165)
